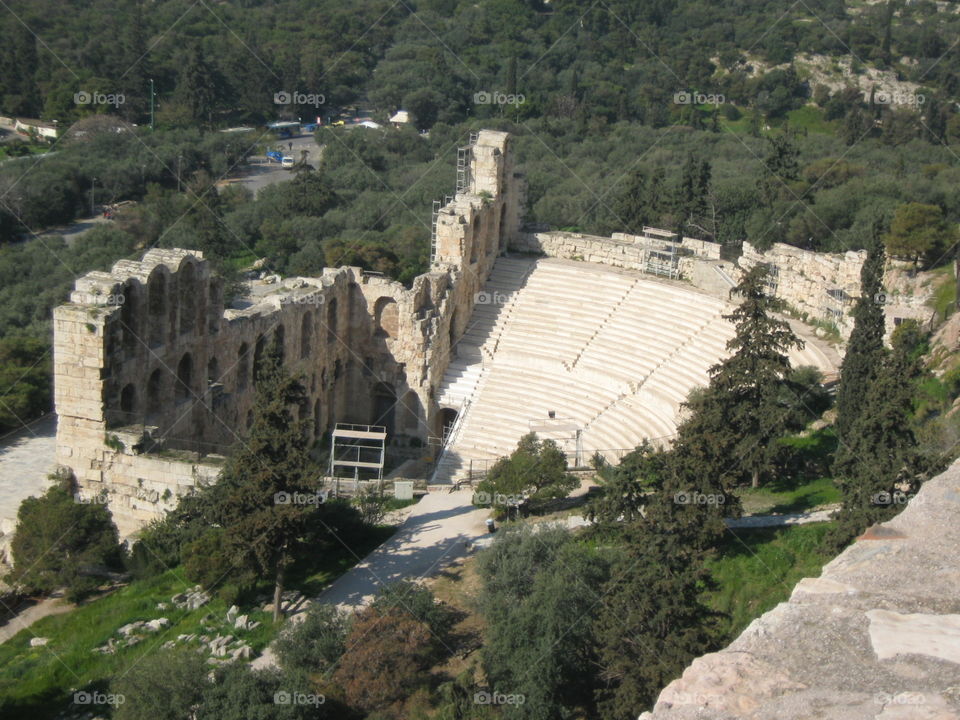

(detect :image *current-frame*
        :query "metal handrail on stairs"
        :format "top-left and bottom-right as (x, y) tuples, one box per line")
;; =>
(429, 399), (471, 484)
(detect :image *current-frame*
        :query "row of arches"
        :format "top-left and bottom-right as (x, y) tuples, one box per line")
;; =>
(117, 261), (220, 354)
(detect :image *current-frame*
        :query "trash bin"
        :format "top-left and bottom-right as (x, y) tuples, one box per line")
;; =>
(485, 518), (496, 533)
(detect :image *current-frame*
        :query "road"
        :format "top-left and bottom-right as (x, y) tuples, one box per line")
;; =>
(220, 133), (322, 196)
(35, 215), (110, 247)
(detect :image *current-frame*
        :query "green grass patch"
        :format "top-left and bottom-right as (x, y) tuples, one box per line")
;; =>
(736, 476), (840, 515)
(783, 106), (836, 134)
(0, 569), (276, 719)
(705, 522), (836, 640)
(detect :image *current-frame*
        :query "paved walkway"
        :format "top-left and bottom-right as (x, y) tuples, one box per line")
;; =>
(250, 488), (489, 669)
(0, 415), (58, 531)
(0, 595), (72, 644)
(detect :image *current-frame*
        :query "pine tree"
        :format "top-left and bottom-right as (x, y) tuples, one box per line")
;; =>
(674, 266), (803, 490)
(614, 168), (648, 233)
(833, 237), (886, 457)
(177, 43), (219, 127)
(505, 55), (518, 96)
(116, 1), (151, 123)
(212, 339), (318, 622)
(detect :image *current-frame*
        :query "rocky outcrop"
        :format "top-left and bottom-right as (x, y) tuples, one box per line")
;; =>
(641, 460), (960, 720)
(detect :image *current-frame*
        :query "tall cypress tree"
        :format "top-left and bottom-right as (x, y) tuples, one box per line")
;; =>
(834, 236), (886, 464)
(614, 168), (648, 233)
(828, 323), (922, 549)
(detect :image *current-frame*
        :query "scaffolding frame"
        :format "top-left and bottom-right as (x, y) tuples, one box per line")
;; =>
(328, 422), (387, 482)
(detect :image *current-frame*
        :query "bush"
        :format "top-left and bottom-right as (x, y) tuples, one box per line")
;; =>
(112, 649), (209, 720)
(333, 607), (438, 716)
(6, 475), (125, 601)
(275, 603), (349, 673)
(368, 580), (458, 640)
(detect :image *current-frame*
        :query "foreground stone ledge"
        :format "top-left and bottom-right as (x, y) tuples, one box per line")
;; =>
(641, 461), (960, 720)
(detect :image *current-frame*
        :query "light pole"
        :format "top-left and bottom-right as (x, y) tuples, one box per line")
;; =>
(149, 78), (155, 131)
(90, 177), (97, 216)
(177, 154), (183, 192)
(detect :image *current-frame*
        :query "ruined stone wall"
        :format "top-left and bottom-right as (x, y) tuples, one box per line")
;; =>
(54, 129), (520, 536)
(737, 241), (866, 337)
(510, 230), (723, 279)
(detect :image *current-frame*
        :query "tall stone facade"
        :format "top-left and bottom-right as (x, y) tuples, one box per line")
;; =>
(54, 129), (521, 536)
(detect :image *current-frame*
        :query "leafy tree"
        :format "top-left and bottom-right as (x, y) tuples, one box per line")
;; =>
(587, 441), (667, 525)
(6, 473), (124, 600)
(885, 202), (954, 267)
(475, 433), (579, 517)
(477, 526), (608, 720)
(0, 334), (52, 431)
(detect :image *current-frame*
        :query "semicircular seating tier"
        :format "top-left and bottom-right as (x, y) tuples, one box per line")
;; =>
(433, 257), (837, 484)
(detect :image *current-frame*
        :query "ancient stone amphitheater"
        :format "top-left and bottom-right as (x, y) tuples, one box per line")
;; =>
(11, 128), (951, 717)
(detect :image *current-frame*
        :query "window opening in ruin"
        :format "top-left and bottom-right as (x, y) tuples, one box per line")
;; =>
(176, 353), (193, 403)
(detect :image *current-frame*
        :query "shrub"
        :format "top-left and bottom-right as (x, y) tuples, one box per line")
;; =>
(275, 603), (349, 673)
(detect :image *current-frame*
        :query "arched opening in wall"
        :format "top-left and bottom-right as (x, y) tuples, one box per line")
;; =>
(253, 335), (266, 382)
(470, 215), (480, 263)
(300, 311), (313, 359)
(372, 382), (397, 437)
(314, 399), (322, 437)
(147, 269), (167, 348)
(326, 298), (338, 343)
(208, 280), (220, 333)
(373, 297), (398, 338)
(121, 282), (139, 354)
(146, 369), (163, 419)
(398, 391), (422, 437)
(175, 353), (193, 403)
(237, 343), (250, 391)
(178, 262), (197, 335)
(494, 203), (507, 254)
(207, 356), (219, 386)
(274, 324), (285, 365)
(437, 407), (458, 443)
(120, 383), (136, 417)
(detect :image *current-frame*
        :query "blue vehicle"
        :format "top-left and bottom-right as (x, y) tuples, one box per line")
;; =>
(266, 150), (284, 163)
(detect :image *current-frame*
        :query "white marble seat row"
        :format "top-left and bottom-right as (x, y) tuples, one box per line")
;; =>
(432, 257), (836, 483)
